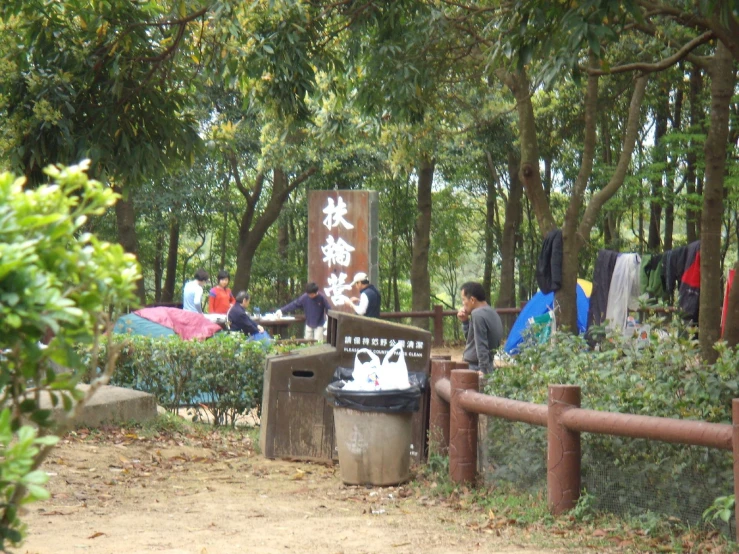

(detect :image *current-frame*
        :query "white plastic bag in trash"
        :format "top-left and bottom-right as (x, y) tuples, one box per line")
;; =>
(343, 348), (381, 391)
(375, 342), (410, 390)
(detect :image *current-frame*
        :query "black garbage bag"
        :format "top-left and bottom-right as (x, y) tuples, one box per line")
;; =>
(331, 367), (429, 391)
(325, 381), (423, 413)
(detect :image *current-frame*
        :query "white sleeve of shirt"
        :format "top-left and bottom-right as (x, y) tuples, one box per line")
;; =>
(194, 285), (204, 313)
(352, 291), (369, 315)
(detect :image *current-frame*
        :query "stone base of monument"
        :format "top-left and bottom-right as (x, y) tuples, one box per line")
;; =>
(38, 384), (157, 428)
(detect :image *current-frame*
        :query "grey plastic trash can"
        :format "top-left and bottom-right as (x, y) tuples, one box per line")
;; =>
(326, 383), (423, 486)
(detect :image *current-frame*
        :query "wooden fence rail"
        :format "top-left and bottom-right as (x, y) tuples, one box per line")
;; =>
(428, 359), (739, 541)
(380, 306), (522, 347)
(149, 303), (675, 347)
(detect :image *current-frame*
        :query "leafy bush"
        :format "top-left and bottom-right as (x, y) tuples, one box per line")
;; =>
(91, 333), (270, 427)
(483, 318), (739, 527)
(0, 162), (139, 548)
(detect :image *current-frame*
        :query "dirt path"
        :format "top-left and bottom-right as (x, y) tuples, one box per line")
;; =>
(19, 426), (573, 554)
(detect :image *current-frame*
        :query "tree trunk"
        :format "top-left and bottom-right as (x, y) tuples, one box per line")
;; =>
(724, 261), (739, 348)
(411, 158), (435, 330)
(161, 216), (180, 303)
(563, 75), (648, 331)
(276, 220), (289, 304)
(496, 149), (522, 309)
(558, 59), (600, 331)
(153, 231), (164, 302)
(664, 69), (684, 251)
(686, 66), (703, 243)
(648, 84), (668, 251)
(500, 68), (556, 237)
(233, 167), (316, 293)
(483, 153), (497, 295)
(699, 42), (734, 364)
(114, 188), (145, 304)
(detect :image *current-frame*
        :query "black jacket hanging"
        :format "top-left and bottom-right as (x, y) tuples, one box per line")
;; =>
(587, 249), (620, 329)
(536, 229), (563, 294)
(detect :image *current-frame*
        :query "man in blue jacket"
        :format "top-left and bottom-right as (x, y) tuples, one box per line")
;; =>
(228, 291), (266, 338)
(276, 282), (330, 342)
(350, 272), (381, 319)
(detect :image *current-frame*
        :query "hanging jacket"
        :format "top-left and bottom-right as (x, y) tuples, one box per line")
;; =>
(536, 229), (563, 294)
(587, 249), (620, 329)
(678, 241), (701, 322)
(640, 253), (665, 300)
(605, 253), (641, 333)
(665, 246), (688, 298)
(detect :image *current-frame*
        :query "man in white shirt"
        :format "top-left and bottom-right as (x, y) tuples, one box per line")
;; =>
(182, 269), (209, 313)
(349, 272), (381, 318)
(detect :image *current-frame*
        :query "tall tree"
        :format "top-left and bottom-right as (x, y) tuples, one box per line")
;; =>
(0, 0), (206, 302)
(698, 42), (736, 363)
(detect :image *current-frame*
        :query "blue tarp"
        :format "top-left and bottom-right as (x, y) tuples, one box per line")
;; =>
(504, 284), (590, 355)
(114, 313), (176, 337)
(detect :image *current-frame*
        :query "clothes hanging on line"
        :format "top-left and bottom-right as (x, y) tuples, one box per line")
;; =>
(640, 253), (666, 300)
(722, 269), (736, 337)
(536, 228), (563, 294)
(677, 241), (701, 323)
(587, 249), (620, 329)
(664, 245), (689, 299)
(605, 253), (642, 333)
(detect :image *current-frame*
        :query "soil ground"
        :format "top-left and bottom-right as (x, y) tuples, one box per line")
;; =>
(18, 345), (576, 554)
(19, 425), (574, 554)
(17, 345), (614, 554)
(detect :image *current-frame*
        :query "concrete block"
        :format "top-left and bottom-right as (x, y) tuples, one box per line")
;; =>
(39, 384), (157, 427)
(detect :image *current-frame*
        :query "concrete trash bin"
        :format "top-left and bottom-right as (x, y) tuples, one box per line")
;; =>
(326, 383), (423, 486)
(333, 407), (412, 485)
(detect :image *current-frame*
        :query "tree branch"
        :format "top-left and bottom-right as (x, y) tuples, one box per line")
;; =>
(584, 31), (715, 76)
(578, 75), (649, 243)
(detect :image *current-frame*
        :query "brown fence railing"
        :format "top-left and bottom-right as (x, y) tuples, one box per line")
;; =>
(428, 359), (739, 540)
(380, 306), (522, 347)
(146, 303), (674, 346)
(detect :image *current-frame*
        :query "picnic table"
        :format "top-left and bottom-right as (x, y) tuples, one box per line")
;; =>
(204, 312), (305, 338)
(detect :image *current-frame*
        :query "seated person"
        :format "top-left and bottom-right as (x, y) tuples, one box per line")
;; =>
(208, 270), (235, 314)
(228, 291), (269, 341)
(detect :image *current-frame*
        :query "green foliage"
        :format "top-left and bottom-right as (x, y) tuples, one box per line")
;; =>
(0, 410), (59, 546)
(485, 318), (739, 526)
(0, 0), (203, 184)
(571, 489), (596, 523)
(93, 333), (269, 428)
(0, 161), (139, 548)
(703, 495), (735, 525)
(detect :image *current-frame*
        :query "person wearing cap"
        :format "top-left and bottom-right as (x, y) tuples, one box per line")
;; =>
(350, 272), (381, 318)
(183, 268), (209, 313)
(276, 282), (330, 342)
(456, 281), (503, 375)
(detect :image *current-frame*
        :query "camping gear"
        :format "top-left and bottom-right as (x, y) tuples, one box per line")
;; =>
(114, 307), (222, 340)
(504, 279), (591, 355)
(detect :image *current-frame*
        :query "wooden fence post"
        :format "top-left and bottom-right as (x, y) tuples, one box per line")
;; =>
(733, 398), (739, 543)
(433, 305), (444, 347)
(429, 359), (454, 455)
(449, 369), (479, 484)
(548, 384), (581, 515)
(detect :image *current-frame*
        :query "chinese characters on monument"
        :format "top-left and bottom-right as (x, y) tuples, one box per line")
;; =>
(308, 191), (379, 313)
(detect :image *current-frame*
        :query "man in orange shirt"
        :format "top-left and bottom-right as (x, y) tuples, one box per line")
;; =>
(208, 270), (235, 314)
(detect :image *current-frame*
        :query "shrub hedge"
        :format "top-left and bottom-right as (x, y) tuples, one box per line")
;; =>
(88, 332), (275, 427)
(484, 318), (739, 528)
